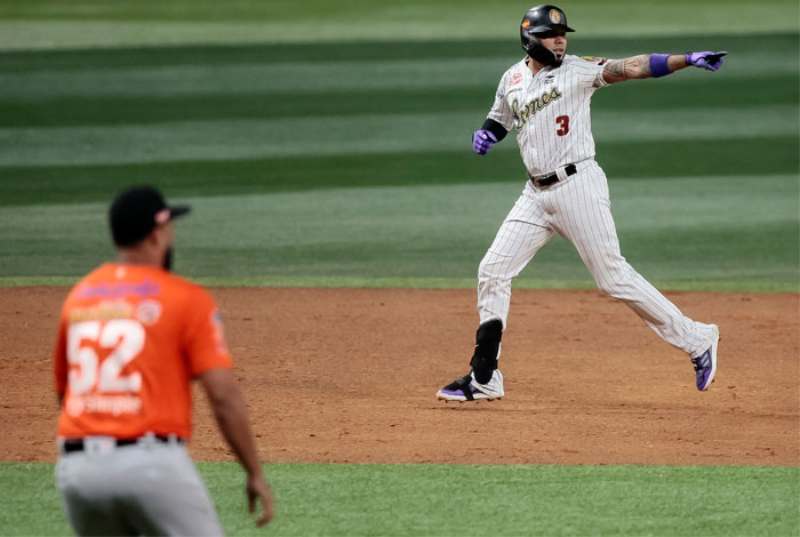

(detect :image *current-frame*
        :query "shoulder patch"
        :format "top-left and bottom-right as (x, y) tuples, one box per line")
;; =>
(580, 55), (608, 65)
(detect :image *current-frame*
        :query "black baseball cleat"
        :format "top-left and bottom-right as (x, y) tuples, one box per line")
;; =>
(436, 370), (505, 402)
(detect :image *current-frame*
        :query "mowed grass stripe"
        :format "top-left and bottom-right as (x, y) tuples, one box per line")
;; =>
(1, 38), (794, 101)
(2, 106), (796, 168)
(1, 463), (798, 536)
(1, 57), (514, 99)
(0, 137), (796, 207)
(1, 176), (796, 290)
(4, 75), (797, 127)
(0, 1), (796, 51)
(5, 56), (786, 102)
(0, 56), (792, 101)
(0, 33), (795, 73)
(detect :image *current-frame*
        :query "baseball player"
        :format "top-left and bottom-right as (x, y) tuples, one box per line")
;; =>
(437, 4), (725, 402)
(53, 186), (273, 535)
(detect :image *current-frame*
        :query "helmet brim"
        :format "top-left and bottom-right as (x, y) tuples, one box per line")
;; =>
(530, 24), (575, 33)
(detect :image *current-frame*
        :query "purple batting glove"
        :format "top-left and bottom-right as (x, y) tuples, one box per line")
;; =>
(472, 129), (498, 155)
(686, 51), (727, 71)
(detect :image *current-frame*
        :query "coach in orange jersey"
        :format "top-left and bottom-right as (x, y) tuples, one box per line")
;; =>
(53, 186), (273, 535)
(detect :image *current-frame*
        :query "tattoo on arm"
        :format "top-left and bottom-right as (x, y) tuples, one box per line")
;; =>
(604, 59), (625, 80)
(601, 54), (652, 85)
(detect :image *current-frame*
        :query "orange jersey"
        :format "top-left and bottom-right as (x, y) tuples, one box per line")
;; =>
(54, 263), (232, 440)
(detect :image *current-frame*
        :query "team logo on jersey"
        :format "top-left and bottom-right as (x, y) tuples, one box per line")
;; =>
(549, 9), (562, 24)
(136, 299), (162, 326)
(510, 72), (523, 86)
(511, 87), (563, 127)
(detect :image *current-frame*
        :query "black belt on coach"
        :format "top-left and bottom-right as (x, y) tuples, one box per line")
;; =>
(61, 435), (183, 454)
(529, 163), (577, 187)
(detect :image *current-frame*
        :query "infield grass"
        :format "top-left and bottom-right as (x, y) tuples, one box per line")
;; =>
(1, 463), (797, 537)
(1, 175), (797, 291)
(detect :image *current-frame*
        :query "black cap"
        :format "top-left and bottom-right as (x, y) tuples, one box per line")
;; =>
(109, 186), (191, 247)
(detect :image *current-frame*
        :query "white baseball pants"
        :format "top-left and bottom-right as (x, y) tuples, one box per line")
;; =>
(477, 159), (714, 356)
(56, 437), (223, 536)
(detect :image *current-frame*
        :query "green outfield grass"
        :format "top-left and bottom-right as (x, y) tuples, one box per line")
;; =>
(1, 138), (797, 207)
(0, 0), (796, 50)
(0, 30), (797, 291)
(1, 175), (797, 291)
(0, 34), (796, 171)
(1, 463), (797, 536)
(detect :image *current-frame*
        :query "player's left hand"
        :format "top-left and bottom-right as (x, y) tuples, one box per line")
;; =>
(246, 473), (274, 528)
(685, 51), (727, 71)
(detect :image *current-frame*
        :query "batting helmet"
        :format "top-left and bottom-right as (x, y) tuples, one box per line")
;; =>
(520, 5), (574, 67)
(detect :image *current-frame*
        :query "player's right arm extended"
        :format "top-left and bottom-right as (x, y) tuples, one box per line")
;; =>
(201, 368), (275, 527)
(600, 51), (727, 85)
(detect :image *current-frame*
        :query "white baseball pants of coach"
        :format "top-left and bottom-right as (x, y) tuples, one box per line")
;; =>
(56, 437), (223, 536)
(477, 159), (715, 357)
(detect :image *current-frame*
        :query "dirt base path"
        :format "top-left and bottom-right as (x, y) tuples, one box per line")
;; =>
(1, 287), (797, 466)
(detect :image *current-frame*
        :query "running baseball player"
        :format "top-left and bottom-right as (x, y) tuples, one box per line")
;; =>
(437, 4), (725, 402)
(53, 186), (273, 535)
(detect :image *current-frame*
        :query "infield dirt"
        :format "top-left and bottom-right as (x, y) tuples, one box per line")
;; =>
(2, 287), (797, 466)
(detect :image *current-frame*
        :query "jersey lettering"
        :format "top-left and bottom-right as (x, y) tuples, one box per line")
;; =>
(511, 87), (562, 128)
(65, 319), (145, 417)
(556, 115), (570, 136)
(487, 55), (606, 175)
(97, 320), (144, 393)
(68, 319), (145, 396)
(56, 264), (233, 437)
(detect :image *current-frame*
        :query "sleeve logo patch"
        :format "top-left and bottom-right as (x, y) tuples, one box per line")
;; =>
(581, 56), (608, 65)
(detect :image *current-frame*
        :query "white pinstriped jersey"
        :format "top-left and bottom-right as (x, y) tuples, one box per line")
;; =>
(471, 51), (718, 377)
(487, 54), (607, 176)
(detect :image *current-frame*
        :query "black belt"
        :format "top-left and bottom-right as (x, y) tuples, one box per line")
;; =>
(61, 435), (183, 454)
(529, 163), (577, 187)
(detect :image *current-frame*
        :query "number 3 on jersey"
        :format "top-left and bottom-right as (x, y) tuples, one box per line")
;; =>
(67, 320), (145, 395)
(556, 115), (570, 136)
